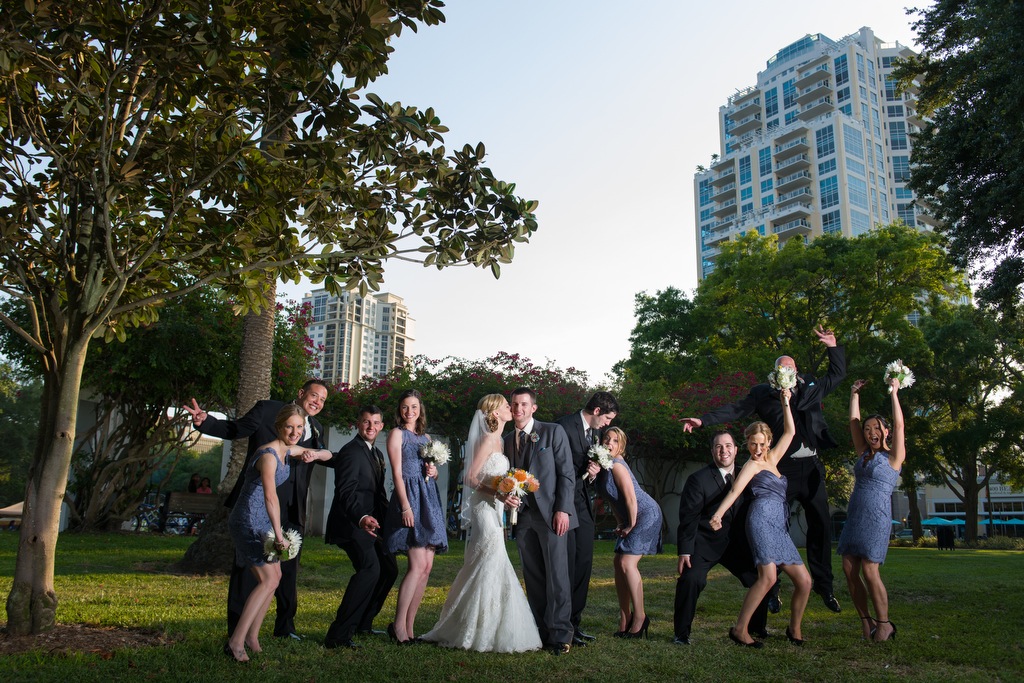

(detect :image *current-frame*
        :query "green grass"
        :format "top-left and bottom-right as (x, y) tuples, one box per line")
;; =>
(1, 532), (1022, 682)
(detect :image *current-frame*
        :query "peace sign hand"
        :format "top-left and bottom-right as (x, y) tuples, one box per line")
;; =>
(183, 398), (208, 427)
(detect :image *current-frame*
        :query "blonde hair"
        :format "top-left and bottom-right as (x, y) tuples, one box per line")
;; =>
(477, 394), (506, 433)
(604, 426), (628, 456)
(743, 421), (773, 447)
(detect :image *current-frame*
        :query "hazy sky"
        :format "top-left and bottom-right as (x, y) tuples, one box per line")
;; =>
(281, 0), (925, 383)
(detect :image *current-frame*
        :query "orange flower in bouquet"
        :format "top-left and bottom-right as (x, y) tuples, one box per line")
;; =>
(493, 468), (540, 526)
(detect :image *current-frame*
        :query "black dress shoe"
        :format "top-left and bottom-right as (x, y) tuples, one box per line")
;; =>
(750, 628), (769, 640)
(323, 638), (361, 649)
(673, 636), (691, 645)
(275, 631), (303, 641)
(819, 592), (842, 613)
(574, 629), (597, 642)
(571, 635), (589, 647)
(548, 643), (571, 656)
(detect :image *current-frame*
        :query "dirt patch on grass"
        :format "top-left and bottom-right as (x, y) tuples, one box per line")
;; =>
(0, 622), (177, 657)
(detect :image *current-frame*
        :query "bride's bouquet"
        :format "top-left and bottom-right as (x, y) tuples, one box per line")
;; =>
(420, 440), (451, 481)
(493, 468), (540, 526)
(263, 529), (302, 562)
(588, 444), (614, 470)
(768, 364), (798, 391)
(884, 359), (915, 393)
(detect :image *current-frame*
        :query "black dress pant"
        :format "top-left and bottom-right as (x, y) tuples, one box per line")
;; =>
(566, 502), (595, 632)
(779, 456), (834, 594)
(325, 535), (398, 644)
(674, 540), (767, 640)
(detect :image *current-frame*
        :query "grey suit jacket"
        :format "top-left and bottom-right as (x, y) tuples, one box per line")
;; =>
(504, 420), (578, 531)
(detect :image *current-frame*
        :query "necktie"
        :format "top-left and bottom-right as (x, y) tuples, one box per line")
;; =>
(725, 473), (734, 488)
(585, 427), (593, 445)
(373, 446), (385, 472)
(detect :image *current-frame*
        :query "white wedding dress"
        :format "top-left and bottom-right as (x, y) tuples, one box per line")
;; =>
(422, 452), (542, 652)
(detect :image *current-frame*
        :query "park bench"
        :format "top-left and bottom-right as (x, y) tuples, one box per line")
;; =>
(161, 492), (219, 534)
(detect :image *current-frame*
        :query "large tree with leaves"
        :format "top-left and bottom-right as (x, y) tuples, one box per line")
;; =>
(895, 0), (1024, 312)
(0, 1), (536, 634)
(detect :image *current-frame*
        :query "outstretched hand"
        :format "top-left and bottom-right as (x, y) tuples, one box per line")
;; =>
(814, 325), (837, 348)
(851, 379), (868, 395)
(680, 417), (702, 433)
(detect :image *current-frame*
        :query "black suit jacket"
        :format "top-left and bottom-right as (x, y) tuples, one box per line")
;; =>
(199, 399), (326, 531)
(555, 412), (599, 522)
(323, 436), (389, 546)
(677, 463), (749, 559)
(700, 346), (847, 460)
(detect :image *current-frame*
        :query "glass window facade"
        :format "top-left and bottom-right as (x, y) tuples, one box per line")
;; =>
(816, 125), (835, 157)
(765, 88), (779, 118)
(843, 124), (864, 159)
(822, 209), (842, 234)
(889, 121), (908, 150)
(820, 176), (839, 209)
(834, 54), (849, 86)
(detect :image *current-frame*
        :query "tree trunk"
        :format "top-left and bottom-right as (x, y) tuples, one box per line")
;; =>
(5, 341), (89, 634)
(176, 279), (277, 574)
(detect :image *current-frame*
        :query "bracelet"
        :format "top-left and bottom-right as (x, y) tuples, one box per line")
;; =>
(402, 506), (412, 513)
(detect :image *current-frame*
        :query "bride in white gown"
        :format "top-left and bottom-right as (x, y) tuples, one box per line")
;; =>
(422, 394), (542, 652)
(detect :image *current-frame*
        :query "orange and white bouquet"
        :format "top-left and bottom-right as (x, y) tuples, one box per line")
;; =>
(493, 468), (540, 526)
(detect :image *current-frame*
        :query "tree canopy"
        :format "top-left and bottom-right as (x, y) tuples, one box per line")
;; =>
(895, 0), (1024, 311)
(0, 1), (536, 634)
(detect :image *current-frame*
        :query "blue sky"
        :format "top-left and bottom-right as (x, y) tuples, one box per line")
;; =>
(282, 0), (925, 383)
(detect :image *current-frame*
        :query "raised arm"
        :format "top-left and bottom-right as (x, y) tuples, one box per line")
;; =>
(849, 379), (868, 455)
(888, 379), (906, 470)
(767, 388), (796, 465)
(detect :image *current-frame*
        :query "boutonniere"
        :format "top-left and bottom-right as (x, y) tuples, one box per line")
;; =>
(529, 432), (539, 444)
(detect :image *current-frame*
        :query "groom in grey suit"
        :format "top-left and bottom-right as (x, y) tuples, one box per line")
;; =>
(503, 387), (577, 655)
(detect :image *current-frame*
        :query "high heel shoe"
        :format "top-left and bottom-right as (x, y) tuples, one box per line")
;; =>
(728, 627), (763, 649)
(625, 616), (650, 639)
(860, 615), (877, 640)
(387, 622), (413, 645)
(614, 616), (634, 638)
(785, 626), (804, 646)
(874, 620), (897, 642)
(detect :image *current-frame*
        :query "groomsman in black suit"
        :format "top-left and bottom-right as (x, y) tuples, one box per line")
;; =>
(673, 431), (768, 645)
(504, 387), (577, 655)
(681, 326), (846, 613)
(556, 391), (619, 645)
(317, 405), (398, 649)
(185, 379), (329, 640)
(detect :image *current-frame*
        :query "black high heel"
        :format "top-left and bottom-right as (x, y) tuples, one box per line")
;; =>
(860, 615), (877, 639)
(729, 627), (763, 649)
(875, 620), (897, 641)
(614, 616), (635, 638)
(625, 616), (650, 639)
(785, 626), (804, 646)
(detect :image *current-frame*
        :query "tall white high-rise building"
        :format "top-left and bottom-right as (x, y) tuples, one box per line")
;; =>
(302, 289), (415, 385)
(694, 27), (934, 279)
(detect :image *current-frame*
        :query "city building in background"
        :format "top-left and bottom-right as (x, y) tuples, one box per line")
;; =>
(694, 27), (934, 279)
(302, 289), (415, 385)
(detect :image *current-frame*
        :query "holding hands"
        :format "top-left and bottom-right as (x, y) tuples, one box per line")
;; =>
(709, 513), (723, 532)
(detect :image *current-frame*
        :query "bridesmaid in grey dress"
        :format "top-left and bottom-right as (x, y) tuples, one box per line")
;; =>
(711, 388), (813, 647)
(597, 427), (663, 639)
(838, 377), (905, 642)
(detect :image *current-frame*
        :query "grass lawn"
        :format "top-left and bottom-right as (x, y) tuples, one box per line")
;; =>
(0, 532), (1021, 682)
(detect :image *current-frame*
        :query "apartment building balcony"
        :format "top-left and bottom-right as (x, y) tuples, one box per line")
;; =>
(729, 85), (761, 108)
(705, 228), (730, 245)
(772, 202), (813, 222)
(794, 62), (830, 89)
(709, 215), (736, 231)
(773, 136), (810, 160)
(774, 153), (810, 174)
(772, 217), (812, 239)
(712, 198), (738, 217)
(711, 182), (736, 202)
(775, 170), (811, 193)
(730, 97), (761, 120)
(796, 79), (832, 105)
(728, 112), (763, 136)
(777, 187), (814, 207)
(701, 244), (723, 260)
(774, 123), (811, 144)
(798, 96), (834, 120)
(711, 155), (734, 173)
(710, 164), (736, 186)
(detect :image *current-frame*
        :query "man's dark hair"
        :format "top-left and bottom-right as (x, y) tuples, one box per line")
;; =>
(301, 378), (330, 394)
(710, 430), (736, 448)
(584, 391), (619, 415)
(358, 404), (384, 420)
(510, 387), (537, 403)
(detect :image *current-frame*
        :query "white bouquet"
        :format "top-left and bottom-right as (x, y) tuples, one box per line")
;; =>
(768, 364), (798, 391)
(420, 440), (450, 481)
(588, 444), (614, 470)
(884, 360), (915, 393)
(263, 528), (302, 562)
